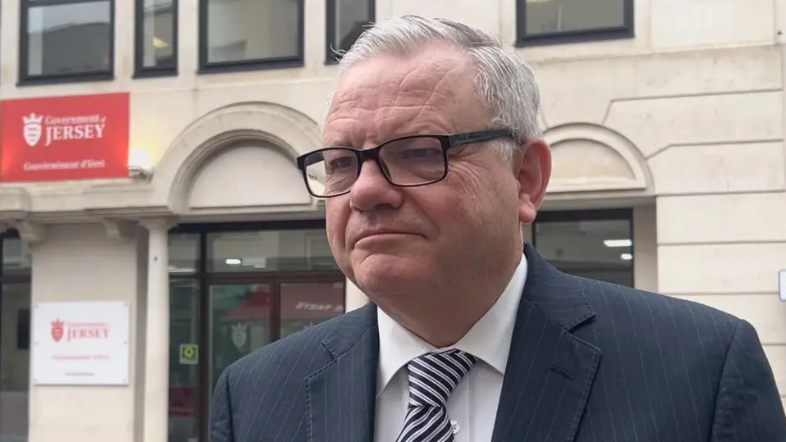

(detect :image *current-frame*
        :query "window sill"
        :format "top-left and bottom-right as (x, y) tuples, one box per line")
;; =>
(133, 68), (178, 79)
(17, 72), (114, 87)
(197, 58), (304, 75)
(515, 28), (634, 48)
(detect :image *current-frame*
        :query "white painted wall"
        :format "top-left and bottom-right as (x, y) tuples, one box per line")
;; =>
(27, 224), (142, 442)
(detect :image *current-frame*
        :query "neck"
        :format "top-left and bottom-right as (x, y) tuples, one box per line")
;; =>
(397, 303), (495, 348)
(379, 251), (522, 348)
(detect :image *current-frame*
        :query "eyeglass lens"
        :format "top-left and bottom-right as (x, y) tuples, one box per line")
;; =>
(304, 136), (447, 196)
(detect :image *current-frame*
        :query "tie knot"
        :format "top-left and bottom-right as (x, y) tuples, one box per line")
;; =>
(406, 348), (477, 408)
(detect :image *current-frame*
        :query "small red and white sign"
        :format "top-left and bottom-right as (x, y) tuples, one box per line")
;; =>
(32, 301), (130, 386)
(0, 92), (130, 182)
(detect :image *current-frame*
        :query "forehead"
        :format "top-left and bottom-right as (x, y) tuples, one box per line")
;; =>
(324, 45), (489, 145)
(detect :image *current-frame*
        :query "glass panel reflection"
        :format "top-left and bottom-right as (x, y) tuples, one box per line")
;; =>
(205, 0), (299, 63)
(330, 0), (373, 55)
(535, 218), (633, 286)
(209, 283), (272, 393)
(207, 230), (337, 273)
(523, 0), (626, 35)
(2, 238), (31, 277)
(140, 0), (176, 69)
(280, 282), (345, 339)
(168, 279), (199, 442)
(0, 283), (31, 442)
(26, 1), (112, 76)
(169, 233), (199, 275)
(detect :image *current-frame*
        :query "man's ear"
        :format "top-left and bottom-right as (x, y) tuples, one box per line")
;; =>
(515, 138), (551, 224)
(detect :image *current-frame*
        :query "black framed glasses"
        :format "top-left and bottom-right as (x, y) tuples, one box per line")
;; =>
(296, 129), (514, 198)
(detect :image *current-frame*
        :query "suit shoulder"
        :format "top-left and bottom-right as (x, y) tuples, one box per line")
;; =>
(573, 275), (741, 336)
(568, 275), (749, 378)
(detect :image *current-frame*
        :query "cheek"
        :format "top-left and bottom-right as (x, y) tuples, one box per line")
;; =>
(408, 186), (477, 235)
(443, 167), (519, 228)
(324, 202), (348, 252)
(445, 169), (494, 213)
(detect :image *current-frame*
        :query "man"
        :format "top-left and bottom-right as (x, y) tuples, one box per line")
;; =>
(211, 16), (786, 442)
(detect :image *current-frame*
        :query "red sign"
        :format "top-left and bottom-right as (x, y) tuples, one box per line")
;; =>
(0, 92), (130, 182)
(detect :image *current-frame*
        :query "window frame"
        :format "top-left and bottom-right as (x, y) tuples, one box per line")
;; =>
(197, 0), (306, 74)
(532, 209), (635, 286)
(133, 0), (179, 78)
(515, 0), (634, 47)
(18, 0), (116, 85)
(168, 220), (346, 441)
(324, 0), (375, 64)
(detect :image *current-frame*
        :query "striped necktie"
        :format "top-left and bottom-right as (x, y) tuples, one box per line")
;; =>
(396, 348), (478, 442)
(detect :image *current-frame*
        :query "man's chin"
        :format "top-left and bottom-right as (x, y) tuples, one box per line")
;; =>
(351, 253), (424, 293)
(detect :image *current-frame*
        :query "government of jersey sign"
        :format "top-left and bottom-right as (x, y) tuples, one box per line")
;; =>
(0, 92), (130, 182)
(32, 301), (130, 386)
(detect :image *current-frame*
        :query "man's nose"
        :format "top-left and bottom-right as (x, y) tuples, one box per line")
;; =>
(349, 159), (403, 212)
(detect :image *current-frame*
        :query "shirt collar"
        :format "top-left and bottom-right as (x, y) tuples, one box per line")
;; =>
(376, 253), (528, 394)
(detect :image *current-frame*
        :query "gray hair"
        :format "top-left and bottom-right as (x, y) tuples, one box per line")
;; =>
(322, 15), (542, 159)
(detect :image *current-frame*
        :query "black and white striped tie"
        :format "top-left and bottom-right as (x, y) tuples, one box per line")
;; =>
(395, 348), (477, 442)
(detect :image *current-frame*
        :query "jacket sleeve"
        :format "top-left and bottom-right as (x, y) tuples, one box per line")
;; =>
(210, 367), (236, 442)
(710, 319), (786, 441)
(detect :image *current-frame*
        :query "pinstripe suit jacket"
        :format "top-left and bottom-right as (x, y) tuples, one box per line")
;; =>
(211, 244), (786, 442)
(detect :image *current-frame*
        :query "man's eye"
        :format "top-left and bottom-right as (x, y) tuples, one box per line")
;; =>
(401, 148), (441, 159)
(328, 157), (354, 169)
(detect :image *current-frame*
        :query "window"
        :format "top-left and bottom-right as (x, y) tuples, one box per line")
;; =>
(20, 0), (115, 83)
(206, 229), (338, 272)
(198, 0), (304, 72)
(516, 0), (633, 46)
(533, 209), (634, 287)
(0, 233), (31, 442)
(167, 221), (344, 442)
(325, 0), (374, 63)
(135, 0), (178, 77)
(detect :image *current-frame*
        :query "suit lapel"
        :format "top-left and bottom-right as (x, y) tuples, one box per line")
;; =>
(491, 244), (602, 442)
(306, 304), (379, 442)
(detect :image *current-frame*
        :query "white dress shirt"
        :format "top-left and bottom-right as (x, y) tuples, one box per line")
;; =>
(374, 254), (528, 442)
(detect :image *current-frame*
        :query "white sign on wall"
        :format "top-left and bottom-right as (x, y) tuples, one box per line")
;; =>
(779, 269), (786, 302)
(32, 301), (130, 386)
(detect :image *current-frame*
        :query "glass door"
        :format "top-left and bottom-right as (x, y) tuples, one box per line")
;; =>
(167, 222), (346, 442)
(0, 283), (31, 442)
(208, 282), (273, 400)
(168, 279), (200, 442)
(206, 279), (346, 396)
(173, 277), (346, 442)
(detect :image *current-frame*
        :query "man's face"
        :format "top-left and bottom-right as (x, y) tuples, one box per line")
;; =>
(322, 45), (540, 299)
